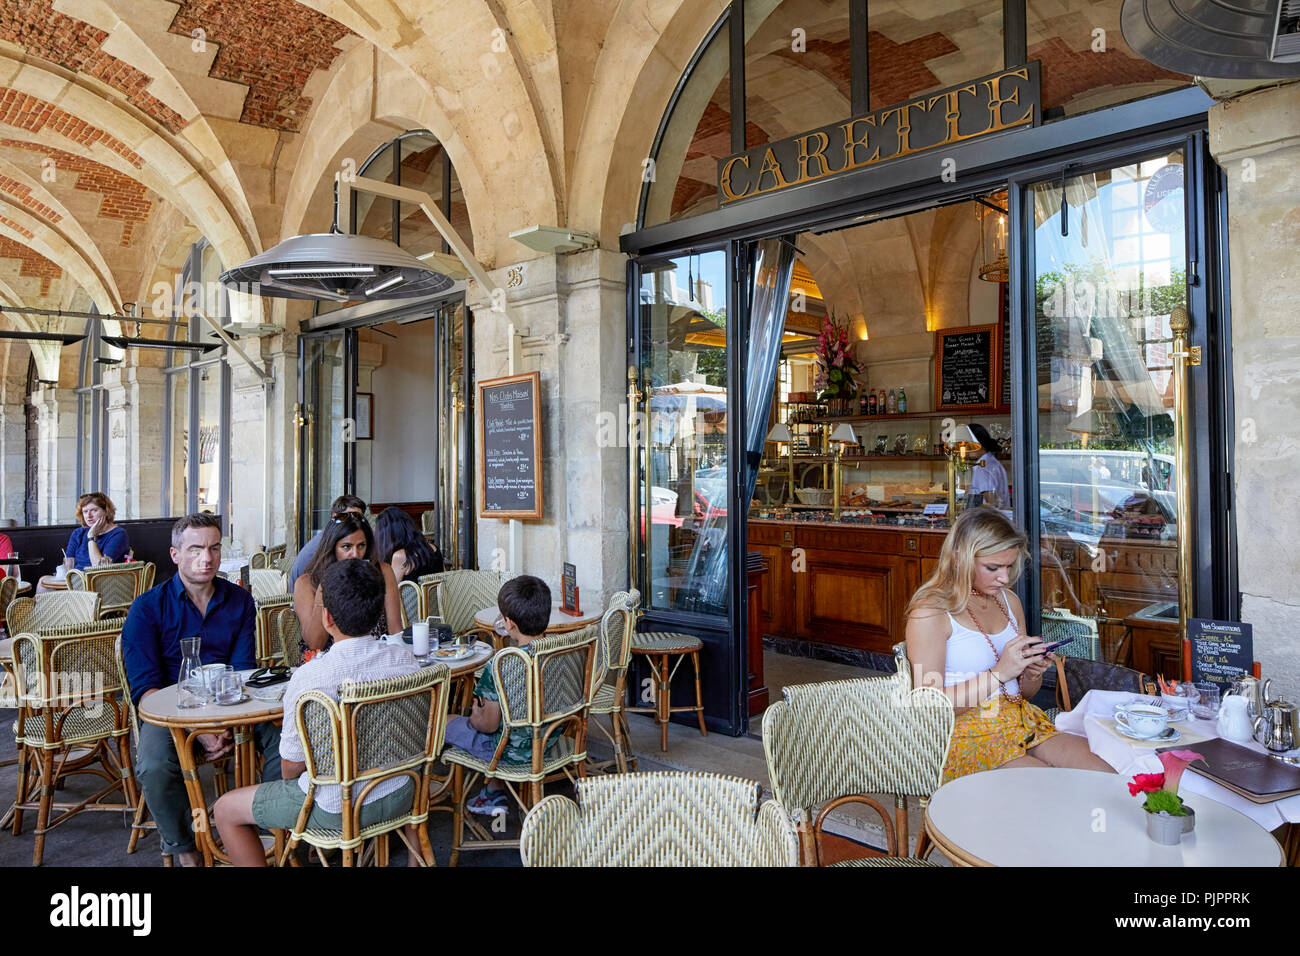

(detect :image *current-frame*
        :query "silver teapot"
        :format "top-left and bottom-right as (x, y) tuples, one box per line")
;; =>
(1229, 675), (1271, 720)
(1254, 699), (1299, 753)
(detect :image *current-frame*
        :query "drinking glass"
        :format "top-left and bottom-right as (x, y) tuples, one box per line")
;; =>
(206, 664), (234, 700)
(412, 619), (430, 657)
(493, 614), (509, 638)
(217, 670), (244, 704)
(1192, 682), (1220, 720)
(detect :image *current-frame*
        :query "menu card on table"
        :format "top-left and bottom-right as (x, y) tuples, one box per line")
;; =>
(1160, 738), (1300, 804)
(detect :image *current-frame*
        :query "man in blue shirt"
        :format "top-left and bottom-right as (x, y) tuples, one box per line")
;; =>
(122, 512), (281, 865)
(287, 494), (366, 590)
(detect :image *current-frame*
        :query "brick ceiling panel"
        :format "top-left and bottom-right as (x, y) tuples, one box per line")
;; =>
(0, 234), (61, 295)
(0, 0), (187, 133)
(166, 0), (353, 132)
(0, 172), (61, 224)
(0, 140), (152, 246)
(0, 88), (145, 168)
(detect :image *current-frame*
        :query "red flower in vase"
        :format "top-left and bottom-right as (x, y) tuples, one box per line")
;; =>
(1127, 773), (1165, 796)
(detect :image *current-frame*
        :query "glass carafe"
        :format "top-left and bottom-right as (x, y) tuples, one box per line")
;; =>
(177, 636), (208, 709)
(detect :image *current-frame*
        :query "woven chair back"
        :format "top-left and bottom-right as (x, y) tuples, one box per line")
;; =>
(494, 626), (598, 730)
(1058, 657), (1146, 712)
(270, 606), (303, 668)
(762, 678), (955, 815)
(12, 619), (128, 747)
(1041, 610), (1101, 661)
(249, 552), (269, 570)
(273, 553), (295, 574)
(595, 589), (638, 691)
(891, 641), (914, 688)
(250, 569), (287, 602)
(295, 666), (450, 789)
(398, 579), (422, 627)
(520, 771), (799, 866)
(423, 570), (503, 634)
(420, 510), (437, 535)
(0, 576), (18, 623)
(6, 592), (102, 635)
(254, 593), (294, 665)
(67, 562), (153, 614)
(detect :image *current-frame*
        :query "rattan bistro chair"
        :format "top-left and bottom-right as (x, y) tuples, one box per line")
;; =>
(588, 590), (639, 774)
(279, 666), (452, 867)
(0, 575), (19, 634)
(444, 625), (599, 864)
(627, 629), (707, 752)
(254, 593), (295, 666)
(6, 592), (102, 635)
(520, 771), (799, 866)
(249, 569), (287, 602)
(398, 579), (422, 628)
(271, 605), (303, 668)
(762, 677), (955, 866)
(425, 570), (504, 640)
(66, 561), (154, 617)
(10, 618), (136, 865)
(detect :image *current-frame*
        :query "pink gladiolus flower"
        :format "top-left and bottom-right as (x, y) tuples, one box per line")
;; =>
(1157, 750), (1205, 794)
(833, 354), (844, 367)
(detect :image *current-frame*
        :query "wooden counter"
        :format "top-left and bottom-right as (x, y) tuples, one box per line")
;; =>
(750, 517), (1179, 663)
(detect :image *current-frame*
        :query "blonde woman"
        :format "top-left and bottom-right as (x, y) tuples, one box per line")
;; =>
(905, 507), (1112, 781)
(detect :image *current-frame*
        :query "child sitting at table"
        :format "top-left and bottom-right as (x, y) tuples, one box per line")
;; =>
(213, 558), (420, 866)
(444, 574), (556, 816)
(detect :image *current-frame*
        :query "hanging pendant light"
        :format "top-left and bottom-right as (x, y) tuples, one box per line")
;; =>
(220, 229), (455, 301)
(978, 195), (1009, 283)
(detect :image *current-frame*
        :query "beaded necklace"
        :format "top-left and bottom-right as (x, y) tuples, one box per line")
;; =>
(967, 587), (1022, 703)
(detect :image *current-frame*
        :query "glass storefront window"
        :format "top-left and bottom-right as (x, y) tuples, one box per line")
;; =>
(167, 369), (189, 516)
(639, 249), (730, 614)
(869, 0), (1002, 110)
(1026, 0), (1190, 117)
(196, 364), (223, 513)
(643, 17), (730, 226)
(745, 0), (851, 146)
(1032, 151), (1186, 669)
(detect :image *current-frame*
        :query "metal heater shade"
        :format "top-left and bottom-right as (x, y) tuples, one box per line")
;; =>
(0, 331), (86, 345)
(1121, 0), (1300, 78)
(100, 335), (220, 353)
(219, 232), (455, 301)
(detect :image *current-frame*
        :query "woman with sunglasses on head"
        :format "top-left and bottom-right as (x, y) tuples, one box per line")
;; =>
(292, 513), (402, 654)
(373, 507), (445, 582)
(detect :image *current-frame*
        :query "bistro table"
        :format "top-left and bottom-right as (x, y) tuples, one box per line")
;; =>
(138, 675), (284, 866)
(472, 603), (600, 638)
(925, 767), (1283, 866)
(1056, 689), (1300, 833)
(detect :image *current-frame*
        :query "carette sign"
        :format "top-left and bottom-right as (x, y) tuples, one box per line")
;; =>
(717, 62), (1041, 204)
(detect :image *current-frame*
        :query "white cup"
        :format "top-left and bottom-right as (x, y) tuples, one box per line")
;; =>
(412, 621), (430, 657)
(1114, 703), (1169, 739)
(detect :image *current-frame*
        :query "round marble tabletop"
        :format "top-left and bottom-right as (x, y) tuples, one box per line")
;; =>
(138, 671), (285, 729)
(473, 603), (600, 633)
(925, 767), (1284, 867)
(385, 635), (493, 676)
(13, 579), (31, 593)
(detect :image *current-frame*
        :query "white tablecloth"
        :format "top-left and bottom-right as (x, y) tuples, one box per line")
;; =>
(1056, 689), (1300, 830)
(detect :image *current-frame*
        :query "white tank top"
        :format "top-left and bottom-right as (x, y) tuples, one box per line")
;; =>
(943, 598), (1020, 699)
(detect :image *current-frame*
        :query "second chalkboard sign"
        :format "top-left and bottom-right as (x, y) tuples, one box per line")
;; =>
(478, 371), (543, 520)
(935, 323), (999, 412)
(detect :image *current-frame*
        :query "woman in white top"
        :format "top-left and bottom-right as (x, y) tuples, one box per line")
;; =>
(965, 423), (1009, 509)
(905, 507), (1113, 782)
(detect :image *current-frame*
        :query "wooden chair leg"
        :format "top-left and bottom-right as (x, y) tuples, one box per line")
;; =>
(10, 743), (29, 834)
(691, 650), (707, 737)
(894, 795), (908, 858)
(914, 830), (933, 861)
(33, 749), (55, 865)
(612, 712), (629, 774)
(657, 654), (670, 752)
(449, 764), (464, 868)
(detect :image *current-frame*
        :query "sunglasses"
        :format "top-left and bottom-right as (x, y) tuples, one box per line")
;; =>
(246, 665), (291, 688)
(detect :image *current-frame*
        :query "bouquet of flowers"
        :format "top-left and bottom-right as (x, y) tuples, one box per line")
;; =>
(1128, 749), (1205, 816)
(815, 312), (859, 401)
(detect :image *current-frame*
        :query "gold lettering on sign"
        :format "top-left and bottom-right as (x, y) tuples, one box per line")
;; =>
(984, 68), (1032, 132)
(840, 117), (879, 170)
(795, 131), (832, 183)
(754, 147), (790, 193)
(879, 104), (915, 157)
(929, 90), (960, 145)
(720, 154), (751, 202)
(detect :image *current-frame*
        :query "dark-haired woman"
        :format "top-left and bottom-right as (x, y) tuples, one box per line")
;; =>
(292, 514), (402, 654)
(373, 507), (445, 582)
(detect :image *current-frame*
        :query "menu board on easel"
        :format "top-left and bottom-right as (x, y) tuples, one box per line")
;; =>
(935, 323), (999, 412)
(477, 371), (543, 520)
(1188, 618), (1254, 691)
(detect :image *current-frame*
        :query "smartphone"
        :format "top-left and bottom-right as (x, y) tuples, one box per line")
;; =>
(1038, 638), (1072, 656)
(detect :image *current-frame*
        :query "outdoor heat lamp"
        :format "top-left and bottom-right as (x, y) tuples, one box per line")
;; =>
(220, 231), (455, 302)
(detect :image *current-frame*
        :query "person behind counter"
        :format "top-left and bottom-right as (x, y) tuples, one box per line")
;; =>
(38, 492), (131, 591)
(965, 423), (1008, 509)
(905, 507), (1113, 782)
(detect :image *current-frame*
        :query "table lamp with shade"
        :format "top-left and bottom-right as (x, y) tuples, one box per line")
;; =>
(829, 422), (858, 521)
(945, 424), (985, 517)
(765, 422), (795, 506)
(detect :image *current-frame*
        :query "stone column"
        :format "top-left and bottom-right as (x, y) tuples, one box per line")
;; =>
(116, 358), (168, 519)
(0, 395), (23, 524)
(469, 248), (630, 610)
(229, 356), (270, 555)
(34, 386), (78, 524)
(1208, 80), (1300, 697)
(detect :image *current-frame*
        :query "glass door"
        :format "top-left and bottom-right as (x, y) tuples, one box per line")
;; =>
(1028, 150), (1192, 678)
(297, 330), (351, 546)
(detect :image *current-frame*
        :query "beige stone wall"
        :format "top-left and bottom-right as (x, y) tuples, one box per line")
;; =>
(1208, 81), (1300, 699)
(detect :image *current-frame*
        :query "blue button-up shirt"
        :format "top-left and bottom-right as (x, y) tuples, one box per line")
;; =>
(122, 573), (257, 705)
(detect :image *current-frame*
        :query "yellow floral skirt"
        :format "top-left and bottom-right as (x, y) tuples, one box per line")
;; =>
(941, 695), (1059, 784)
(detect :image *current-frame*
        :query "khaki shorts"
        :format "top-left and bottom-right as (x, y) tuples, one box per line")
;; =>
(251, 778), (416, 831)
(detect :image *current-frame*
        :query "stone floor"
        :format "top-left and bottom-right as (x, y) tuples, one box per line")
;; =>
(0, 649), (944, 866)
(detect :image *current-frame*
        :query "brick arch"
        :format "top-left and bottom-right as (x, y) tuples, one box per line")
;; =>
(0, 199), (119, 313)
(296, 0), (558, 267)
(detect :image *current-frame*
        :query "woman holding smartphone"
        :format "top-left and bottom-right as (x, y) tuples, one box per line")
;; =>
(905, 507), (1113, 781)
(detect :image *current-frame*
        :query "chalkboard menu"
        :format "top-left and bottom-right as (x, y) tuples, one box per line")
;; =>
(477, 371), (543, 520)
(935, 323), (999, 412)
(1188, 618), (1254, 690)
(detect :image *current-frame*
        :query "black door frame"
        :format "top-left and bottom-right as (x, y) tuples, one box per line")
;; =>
(624, 86), (1235, 735)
